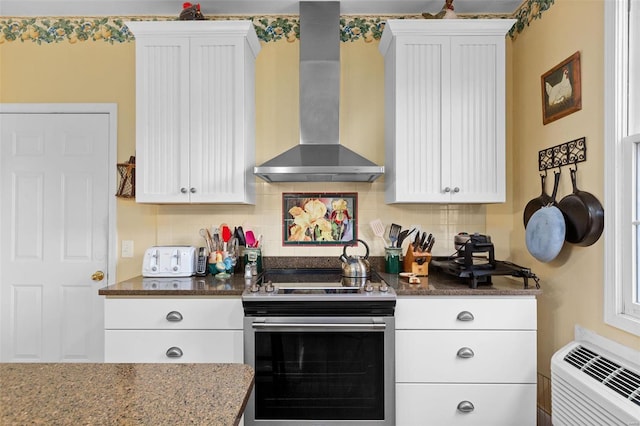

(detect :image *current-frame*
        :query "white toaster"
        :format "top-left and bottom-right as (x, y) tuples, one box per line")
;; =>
(142, 246), (197, 277)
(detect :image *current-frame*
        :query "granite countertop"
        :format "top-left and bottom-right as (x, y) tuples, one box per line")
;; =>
(99, 256), (541, 297)
(0, 363), (254, 426)
(99, 273), (253, 296)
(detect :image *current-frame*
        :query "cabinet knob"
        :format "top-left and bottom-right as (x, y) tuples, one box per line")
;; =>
(453, 187), (460, 193)
(180, 187), (188, 194)
(166, 311), (183, 322)
(444, 187), (451, 193)
(456, 311), (475, 322)
(456, 347), (475, 358)
(190, 187), (196, 193)
(457, 401), (475, 413)
(166, 347), (183, 358)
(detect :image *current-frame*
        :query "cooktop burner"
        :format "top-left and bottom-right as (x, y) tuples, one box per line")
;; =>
(242, 268), (396, 316)
(261, 268), (383, 284)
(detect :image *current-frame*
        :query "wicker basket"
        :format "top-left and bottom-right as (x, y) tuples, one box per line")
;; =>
(116, 156), (136, 198)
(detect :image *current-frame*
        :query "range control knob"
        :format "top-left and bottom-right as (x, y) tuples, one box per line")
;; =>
(379, 282), (389, 292)
(264, 281), (275, 293)
(364, 283), (374, 292)
(250, 282), (260, 293)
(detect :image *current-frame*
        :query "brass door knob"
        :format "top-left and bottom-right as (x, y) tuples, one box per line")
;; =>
(91, 271), (105, 281)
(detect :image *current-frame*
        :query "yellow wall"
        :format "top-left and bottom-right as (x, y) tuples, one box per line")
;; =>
(496, 0), (640, 380)
(0, 25), (486, 281)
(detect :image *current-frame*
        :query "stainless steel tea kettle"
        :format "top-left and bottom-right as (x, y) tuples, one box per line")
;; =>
(339, 239), (371, 278)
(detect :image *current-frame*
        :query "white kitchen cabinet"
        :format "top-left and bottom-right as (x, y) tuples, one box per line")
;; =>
(379, 20), (515, 203)
(126, 21), (260, 204)
(395, 296), (537, 425)
(396, 383), (536, 426)
(104, 297), (243, 363)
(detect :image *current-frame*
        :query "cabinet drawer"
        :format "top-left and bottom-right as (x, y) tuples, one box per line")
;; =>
(105, 330), (243, 363)
(396, 297), (536, 330)
(396, 383), (536, 426)
(105, 297), (243, 330)
(396, 330), (536, 383)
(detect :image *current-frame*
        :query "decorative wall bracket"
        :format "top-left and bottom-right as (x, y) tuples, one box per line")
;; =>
(538, 137), (586, 172)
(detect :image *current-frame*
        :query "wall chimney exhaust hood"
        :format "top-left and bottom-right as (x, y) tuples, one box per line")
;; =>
(254, 1), (384, 183)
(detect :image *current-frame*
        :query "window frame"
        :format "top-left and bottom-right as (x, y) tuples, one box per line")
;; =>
(604, 0), (640, 336)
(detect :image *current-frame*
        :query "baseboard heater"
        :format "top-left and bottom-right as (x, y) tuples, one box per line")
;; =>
(551, 338), (640, 425)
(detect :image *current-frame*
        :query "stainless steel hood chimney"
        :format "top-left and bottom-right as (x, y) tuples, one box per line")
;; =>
(254, 1), (384, 183)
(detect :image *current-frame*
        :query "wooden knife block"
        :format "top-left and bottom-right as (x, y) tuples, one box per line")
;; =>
(403, 248), (431, 276)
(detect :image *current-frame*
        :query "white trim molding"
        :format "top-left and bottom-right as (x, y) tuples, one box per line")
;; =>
(603, 0), (640, 336)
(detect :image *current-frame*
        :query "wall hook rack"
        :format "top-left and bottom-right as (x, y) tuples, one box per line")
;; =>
(538, 137), (586, 172)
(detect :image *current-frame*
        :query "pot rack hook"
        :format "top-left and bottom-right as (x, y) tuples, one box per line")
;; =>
(538, 136), (587, 172)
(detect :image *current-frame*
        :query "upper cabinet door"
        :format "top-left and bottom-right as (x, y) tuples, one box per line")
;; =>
(380, 20), (515, 204)
(189, 36), (254, 203)
(127, 21), (260, 204)
(449, 35), (507, 203)
(133, 35), (191, 203)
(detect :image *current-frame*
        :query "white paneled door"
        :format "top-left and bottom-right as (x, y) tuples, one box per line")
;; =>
(0, 105), (115, 362)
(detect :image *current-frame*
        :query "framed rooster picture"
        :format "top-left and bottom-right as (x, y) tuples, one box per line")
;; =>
(541, 51), (582, 125)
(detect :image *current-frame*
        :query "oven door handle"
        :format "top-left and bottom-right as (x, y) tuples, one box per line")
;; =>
(251, 321), (387, 330)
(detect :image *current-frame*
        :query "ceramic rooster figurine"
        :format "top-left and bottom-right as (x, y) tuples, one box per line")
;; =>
(179, 2), (205, 20)
(422, 0), (458, 19)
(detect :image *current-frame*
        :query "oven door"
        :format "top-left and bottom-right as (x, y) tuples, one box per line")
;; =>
(244, 316), (395, 426)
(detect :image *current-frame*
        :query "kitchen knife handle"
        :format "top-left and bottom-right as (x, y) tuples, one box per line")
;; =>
(456, 347), (475, 359)
(165, 347), (183, 358)
(456, 311), (475, 322)
(166, 311), (183, 322)
(457, 401), (475, 413)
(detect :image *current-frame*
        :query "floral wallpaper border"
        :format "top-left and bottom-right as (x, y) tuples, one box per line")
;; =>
(0, 0), (553, 45)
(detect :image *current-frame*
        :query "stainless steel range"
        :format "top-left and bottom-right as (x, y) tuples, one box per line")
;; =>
(242, 268), (396, 426)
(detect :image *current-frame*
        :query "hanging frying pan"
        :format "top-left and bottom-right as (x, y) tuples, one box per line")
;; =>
(525, 169), (565, 263)
(523, 171), (561, 227)
(557, 167), (604, 246)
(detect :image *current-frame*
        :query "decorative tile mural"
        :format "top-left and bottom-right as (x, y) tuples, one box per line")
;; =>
(0, 0), (554, 45)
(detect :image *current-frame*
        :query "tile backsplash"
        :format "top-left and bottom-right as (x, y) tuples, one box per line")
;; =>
(154, 180), (487, 258)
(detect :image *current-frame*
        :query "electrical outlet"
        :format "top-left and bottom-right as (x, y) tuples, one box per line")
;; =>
(121, 240), (134, 258)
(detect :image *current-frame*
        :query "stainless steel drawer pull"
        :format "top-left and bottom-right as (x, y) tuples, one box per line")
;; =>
(456, 347), (475, 358)
(166, 347), (183, 358)
(252, 322), (386, 330)
(166, 311), (183, 322)
(457, 401), (474, 413)
(456, 311), (475, 322)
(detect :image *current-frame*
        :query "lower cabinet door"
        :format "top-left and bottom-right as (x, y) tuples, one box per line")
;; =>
(105, 330), (243, 363)
(396, 383), (536, 426)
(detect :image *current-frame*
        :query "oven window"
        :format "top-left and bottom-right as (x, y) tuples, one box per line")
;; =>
(254, 331), (385, 420)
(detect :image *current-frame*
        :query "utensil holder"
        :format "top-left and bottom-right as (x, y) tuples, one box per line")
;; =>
(384, 247), (403, 274)
(403, 248), (431, 276)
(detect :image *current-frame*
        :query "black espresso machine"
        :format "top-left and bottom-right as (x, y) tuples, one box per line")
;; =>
(430, 233), (540, 289)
